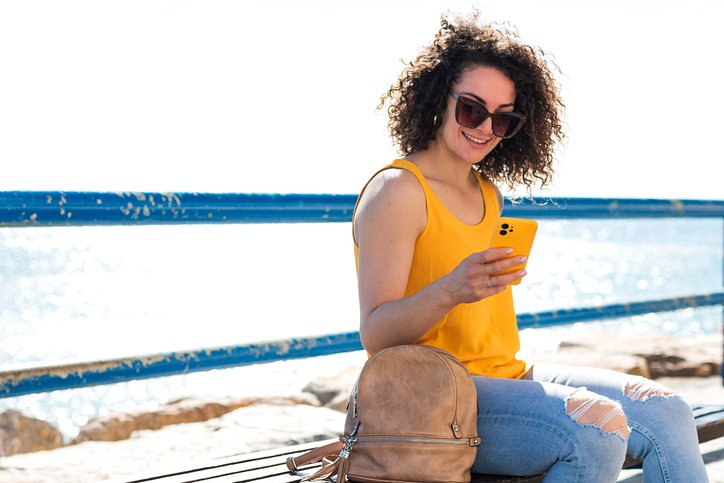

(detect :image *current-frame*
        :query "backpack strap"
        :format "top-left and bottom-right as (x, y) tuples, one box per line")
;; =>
(286, 439), (344, 473)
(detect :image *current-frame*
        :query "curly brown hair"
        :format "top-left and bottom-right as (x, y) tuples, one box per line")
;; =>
(379, 12), (565, 191)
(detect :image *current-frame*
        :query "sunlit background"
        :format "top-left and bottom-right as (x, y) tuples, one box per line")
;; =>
(1, 0), (722, 198)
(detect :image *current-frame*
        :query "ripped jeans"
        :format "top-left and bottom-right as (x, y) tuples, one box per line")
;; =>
(472, 363), (708, 482)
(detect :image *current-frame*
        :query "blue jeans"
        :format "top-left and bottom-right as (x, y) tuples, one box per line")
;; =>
(471, 363), (708, 482)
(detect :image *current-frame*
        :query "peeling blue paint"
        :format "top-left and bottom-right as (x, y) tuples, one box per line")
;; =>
(0, 193), (722, 227)
(0, 333), (365, 398)
(0, 294), (721, 399)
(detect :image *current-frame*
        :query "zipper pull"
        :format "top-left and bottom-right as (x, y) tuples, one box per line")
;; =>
(349, 420), (360, 439)
(352, 388), (358, 418)
(333, 431), (358, 483)
(451, 423), (462, 439)
(336, 453), (350, 482)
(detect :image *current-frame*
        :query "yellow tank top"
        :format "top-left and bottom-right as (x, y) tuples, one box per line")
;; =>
(354, 159), (529, 379)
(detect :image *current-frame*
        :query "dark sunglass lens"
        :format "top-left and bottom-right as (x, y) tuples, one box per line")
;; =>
(492, 114), (521, 138)
(458, 98), (487, 128)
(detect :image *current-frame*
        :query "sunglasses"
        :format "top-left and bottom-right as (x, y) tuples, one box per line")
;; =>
(450, 92), (526, 139)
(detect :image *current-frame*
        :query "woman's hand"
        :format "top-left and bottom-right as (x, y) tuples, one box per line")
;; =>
(441, 247), (527, 304)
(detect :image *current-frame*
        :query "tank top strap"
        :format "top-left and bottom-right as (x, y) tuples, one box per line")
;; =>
(393, 160), (500, 223)
(388, 159), (439, 200)
(353, 159), (500, 231)
(473, 170), (501, 217)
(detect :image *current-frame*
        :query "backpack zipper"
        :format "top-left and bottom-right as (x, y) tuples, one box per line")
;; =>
(351, 386), (358, 418)
(354, 435), (480, 446)
(352, 346), (461, 432)
(430, 349), (461, 436)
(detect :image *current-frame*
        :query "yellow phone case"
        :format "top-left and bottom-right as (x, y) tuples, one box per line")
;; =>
(489, 217), (538, 285)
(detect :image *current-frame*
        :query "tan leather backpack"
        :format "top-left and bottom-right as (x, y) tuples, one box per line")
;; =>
(287, 344), (481, 482)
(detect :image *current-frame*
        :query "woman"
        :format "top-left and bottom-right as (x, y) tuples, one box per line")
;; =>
(352, 13), (708, 483)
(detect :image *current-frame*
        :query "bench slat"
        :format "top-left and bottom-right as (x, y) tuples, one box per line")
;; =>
(126, 404), (723, 483)
(126, 441), (325, 483)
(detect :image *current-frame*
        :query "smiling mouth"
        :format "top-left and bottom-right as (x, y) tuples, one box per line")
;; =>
(462, 131), (491, 145)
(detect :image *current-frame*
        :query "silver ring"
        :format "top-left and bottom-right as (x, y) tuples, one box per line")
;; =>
(486, 278), (495, 289)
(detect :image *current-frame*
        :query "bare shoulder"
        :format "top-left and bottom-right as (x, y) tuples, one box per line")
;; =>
(359, 168), (424, 208)
(354, 168), (426, 243)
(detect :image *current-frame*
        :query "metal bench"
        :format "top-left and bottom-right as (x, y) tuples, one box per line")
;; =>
(125, 405), (724, 483)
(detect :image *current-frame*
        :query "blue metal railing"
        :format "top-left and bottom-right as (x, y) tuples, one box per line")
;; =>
(0, 192), (722, 398)
(1, 192), (722, 226)
(1, 294), (721, 398)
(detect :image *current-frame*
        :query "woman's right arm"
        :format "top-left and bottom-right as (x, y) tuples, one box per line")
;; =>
(353, 169), (525, 354)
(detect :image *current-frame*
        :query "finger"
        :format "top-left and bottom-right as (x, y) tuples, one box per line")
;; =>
(485, 275), (497, 289)
(488, 284), (507, 296)
(484, 255), (528, 275)
(472, 247), (514, 264)
(481, 275), (507, 294)
(492, 269), (528, 286)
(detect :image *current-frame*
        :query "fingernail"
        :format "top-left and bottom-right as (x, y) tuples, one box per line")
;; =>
(519, 257), (527, 263)
(505, 248), (514, 254)
(521, 270), (528, 276)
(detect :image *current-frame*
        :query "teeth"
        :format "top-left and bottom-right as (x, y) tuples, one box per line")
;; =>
(463, 132), (488, 144)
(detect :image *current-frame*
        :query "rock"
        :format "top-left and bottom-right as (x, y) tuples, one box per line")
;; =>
(644, 355), (719, 378)
(0, 409), (63, 456)
(523, 331), (721, 379)
(303, 365), (360, 407)
(71, 394), (319, 444)
(326, 391), (353, 412)
(525, 350), (651, 378)
(0, 402), (346, 483)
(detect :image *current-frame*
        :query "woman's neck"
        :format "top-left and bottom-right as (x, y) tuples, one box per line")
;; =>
(406, 140), (476, 189)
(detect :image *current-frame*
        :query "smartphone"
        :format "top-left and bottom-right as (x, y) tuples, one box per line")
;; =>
(489, 217), (538, 285)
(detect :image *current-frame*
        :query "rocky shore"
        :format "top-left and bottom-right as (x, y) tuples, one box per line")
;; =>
(0, 331), (722, 483)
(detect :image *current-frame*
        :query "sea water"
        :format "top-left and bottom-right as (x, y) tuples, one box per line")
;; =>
(0, 218), (721, 438)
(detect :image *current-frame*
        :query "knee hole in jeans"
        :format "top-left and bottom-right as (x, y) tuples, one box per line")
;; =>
(624, 376), (676, 402)
(565, 388), (630, 440)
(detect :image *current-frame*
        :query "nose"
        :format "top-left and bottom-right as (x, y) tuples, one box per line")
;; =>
(478, 115), (494, 135)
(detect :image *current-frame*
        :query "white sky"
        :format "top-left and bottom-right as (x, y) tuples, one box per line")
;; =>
(1, 0), (722, 200)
